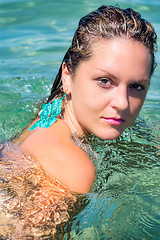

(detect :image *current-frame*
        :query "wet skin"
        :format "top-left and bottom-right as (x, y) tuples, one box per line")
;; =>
(63, 38), (152, 140)
(19, 38), (152, 193)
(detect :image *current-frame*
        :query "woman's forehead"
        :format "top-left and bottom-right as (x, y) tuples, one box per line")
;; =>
(73, 38), (151, 81)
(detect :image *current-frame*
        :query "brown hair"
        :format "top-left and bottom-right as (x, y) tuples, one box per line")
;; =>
(48, 5), (157, 102)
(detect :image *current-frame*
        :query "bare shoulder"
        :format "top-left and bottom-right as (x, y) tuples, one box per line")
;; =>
(51, 137), (96, 193)
(19, 120), (96, 194)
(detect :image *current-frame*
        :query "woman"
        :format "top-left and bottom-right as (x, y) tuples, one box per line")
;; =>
(0, 5), (157, 238)
(18, 5), (157, 193)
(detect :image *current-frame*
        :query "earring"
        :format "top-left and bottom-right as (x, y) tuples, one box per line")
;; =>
(60, 85), (63, 92)
(28, 93), (66, 131)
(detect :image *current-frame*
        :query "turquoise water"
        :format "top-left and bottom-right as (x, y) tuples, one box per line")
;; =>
(0, 0), (160, 239)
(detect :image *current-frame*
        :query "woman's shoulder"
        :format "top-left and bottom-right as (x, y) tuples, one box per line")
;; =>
(19, 119), (96, 193)
(19, 118), (71, 159)
(48, 134), (96, 193)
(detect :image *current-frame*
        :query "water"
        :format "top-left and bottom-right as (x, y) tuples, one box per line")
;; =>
(0, 0), (160, 239)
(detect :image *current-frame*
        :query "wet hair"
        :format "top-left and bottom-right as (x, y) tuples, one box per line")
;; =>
(48, 5), (157, 102)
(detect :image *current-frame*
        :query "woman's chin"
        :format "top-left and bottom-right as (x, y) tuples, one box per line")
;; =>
(94, 128), (124, 141)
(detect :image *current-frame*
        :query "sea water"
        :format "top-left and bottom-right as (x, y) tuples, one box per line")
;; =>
(0, 0), (160, 239)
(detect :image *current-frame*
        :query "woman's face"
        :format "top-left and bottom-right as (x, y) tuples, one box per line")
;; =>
(64, 38), (151, 140)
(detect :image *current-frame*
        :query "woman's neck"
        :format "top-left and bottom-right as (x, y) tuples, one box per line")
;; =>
(62, 101), (89, 137)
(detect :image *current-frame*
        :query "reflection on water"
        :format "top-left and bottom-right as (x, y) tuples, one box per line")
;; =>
(0, 143), (79, 239)
(0, 0), (160, 239)
(0, 119), (159, 239)
(69, 122), (160, 239)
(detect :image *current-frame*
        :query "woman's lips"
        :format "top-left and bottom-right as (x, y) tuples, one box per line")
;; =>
(103, 117), (125, 125)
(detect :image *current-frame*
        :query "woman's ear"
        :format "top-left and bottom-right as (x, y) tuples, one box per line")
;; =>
(62, 62), (72, 94)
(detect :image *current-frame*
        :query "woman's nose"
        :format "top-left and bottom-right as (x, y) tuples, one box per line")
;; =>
(111, 86), (129, 111)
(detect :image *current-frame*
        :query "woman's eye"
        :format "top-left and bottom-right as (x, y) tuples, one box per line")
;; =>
(129, 83), (145, 91)
(98, 78), (112, 87)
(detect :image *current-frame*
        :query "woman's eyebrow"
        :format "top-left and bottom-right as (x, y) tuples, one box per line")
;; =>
(95, 69), (150, 83)
(135, 79), (150, 83)
(95, 68), (118, 80)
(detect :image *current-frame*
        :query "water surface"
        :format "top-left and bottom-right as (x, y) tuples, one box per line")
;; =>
(0, 0), (160, 239)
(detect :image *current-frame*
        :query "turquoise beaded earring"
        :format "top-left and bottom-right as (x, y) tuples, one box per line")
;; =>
(28, 93), (66, 131)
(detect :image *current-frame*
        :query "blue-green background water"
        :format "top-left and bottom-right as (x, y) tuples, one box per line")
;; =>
(0, 0), (160, 239)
